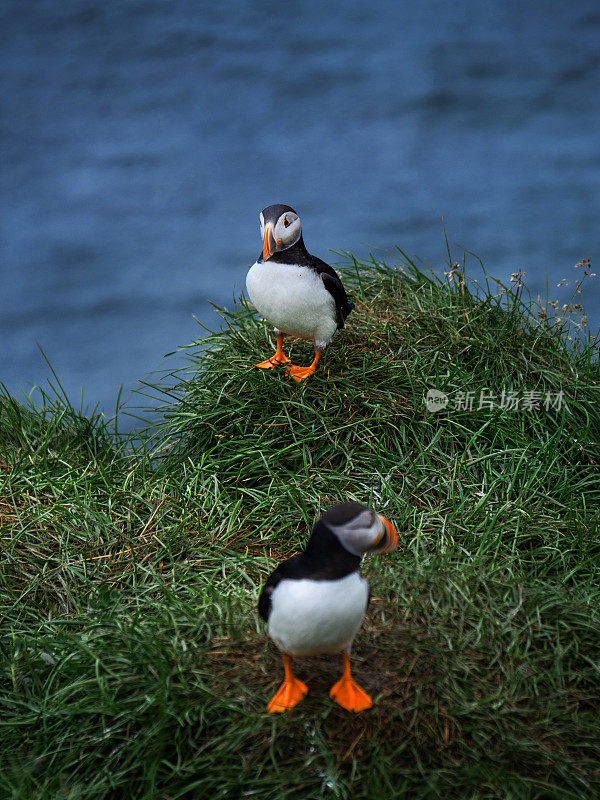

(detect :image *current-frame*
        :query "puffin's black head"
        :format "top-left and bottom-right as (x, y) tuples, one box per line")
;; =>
(321, 502), (398, 556)
(259, 204), (302, 261)
(305, 502), (398, 570)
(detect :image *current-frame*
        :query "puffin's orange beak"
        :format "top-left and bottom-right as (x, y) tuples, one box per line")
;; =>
(262, 223), (276, 261)
(375, 515), (398, 554)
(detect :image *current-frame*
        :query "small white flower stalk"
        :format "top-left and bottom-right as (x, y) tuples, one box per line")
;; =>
(537, 257), (597, 338)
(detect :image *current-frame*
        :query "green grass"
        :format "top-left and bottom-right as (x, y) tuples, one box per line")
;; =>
(1, 251), (599, 799)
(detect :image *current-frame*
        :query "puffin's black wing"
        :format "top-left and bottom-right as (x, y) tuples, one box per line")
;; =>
(321, 273), (353, 329)
(257, 552), (310, 621)
(258, 569), (283, 622)
(308, 255), (355, 329)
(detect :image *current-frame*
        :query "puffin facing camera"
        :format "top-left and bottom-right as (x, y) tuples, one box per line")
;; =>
(246, 204), (355, 382)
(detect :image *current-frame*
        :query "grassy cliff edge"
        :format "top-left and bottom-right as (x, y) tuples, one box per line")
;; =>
(1, 252), (599, 799)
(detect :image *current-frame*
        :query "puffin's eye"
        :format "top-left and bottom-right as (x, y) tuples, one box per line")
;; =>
(284, 217), (290, 228)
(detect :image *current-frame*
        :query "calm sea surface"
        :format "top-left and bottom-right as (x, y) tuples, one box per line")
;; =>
(1, 0), (599, 424)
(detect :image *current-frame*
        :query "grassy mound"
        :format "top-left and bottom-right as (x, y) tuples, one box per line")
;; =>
(1, 252), (599, 799)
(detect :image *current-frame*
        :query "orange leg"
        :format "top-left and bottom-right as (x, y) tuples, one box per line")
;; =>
(267, 654), (308, 713)
(329, 652), (372, 712)
(255, 334), (291, 369)
(287, 350), (321, 382)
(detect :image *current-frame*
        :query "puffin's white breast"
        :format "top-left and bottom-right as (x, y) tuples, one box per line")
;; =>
(246, 260), (338, 347)
(267, 572), (369, 657)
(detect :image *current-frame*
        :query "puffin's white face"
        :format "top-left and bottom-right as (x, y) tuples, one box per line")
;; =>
(260, 209), (302, 260)
(327, 509), (398, 557)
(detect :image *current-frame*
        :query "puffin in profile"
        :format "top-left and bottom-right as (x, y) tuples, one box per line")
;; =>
(246, 204), (355, 381)
(258, 502), (398, 713)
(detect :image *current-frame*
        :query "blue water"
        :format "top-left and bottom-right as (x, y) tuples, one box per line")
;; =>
(2, 0), (599, 423)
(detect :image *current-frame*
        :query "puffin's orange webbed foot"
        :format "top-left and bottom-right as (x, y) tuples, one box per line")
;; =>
(255, 353), (291, 370)
(267, 654), (308, 713)
(329, 652), (372, 712)
(268, 675), (308, 713)
(255, 335), (290, 370)
(286, 364), (316, 382)
(285, 350), (321, 382)
(330, 676), (372, 712)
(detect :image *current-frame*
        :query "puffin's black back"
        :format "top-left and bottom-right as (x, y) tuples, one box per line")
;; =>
(258, 506), (365, 622)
